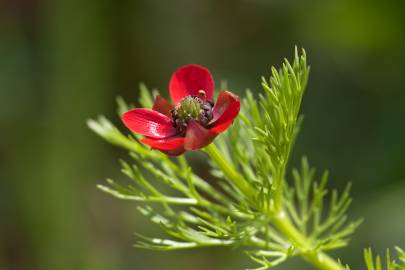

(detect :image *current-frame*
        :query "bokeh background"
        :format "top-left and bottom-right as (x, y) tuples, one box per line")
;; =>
(1, 0), (405, 269)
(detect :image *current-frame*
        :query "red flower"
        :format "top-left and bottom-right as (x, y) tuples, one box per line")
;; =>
(122, 64), (240, 156)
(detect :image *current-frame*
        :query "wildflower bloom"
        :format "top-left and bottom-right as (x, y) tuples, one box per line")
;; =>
(122, 64), (240, 155)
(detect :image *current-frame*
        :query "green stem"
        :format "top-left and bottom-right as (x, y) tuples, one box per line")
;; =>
(203, 143), (255, 199)
(204, 143), (343, 270)
(272, 211), (343, 270)
(273, 165), (286, 211)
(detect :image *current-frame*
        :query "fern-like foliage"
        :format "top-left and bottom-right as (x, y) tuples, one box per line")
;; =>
(88, 48), (361, 270)
(284, 158), (363, 251)
(362, 247), (405, 270)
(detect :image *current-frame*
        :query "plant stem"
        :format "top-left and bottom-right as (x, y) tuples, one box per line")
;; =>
(204, 143), (344, 270)
(272, 211), (344, 270)
(203, 143), (255, 199)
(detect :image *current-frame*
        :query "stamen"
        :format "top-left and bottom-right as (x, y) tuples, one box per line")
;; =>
(171, 93), (214, 134)
(198, 90), (206, 101)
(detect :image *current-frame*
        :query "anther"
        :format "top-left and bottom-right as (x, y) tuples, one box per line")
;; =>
(198, 90), (206, 101)
(171, 93), (214, 133)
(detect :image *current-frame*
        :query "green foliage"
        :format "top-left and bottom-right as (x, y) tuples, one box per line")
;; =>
(211, 48), (310, 208)
(88, 48), (376, 270)
(284, 158), (363, 251)
(363, 247), (405, 270)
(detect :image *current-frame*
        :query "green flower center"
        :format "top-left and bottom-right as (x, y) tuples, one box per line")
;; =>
(176, 96), (203, 119)
(171, 93), (214, 134)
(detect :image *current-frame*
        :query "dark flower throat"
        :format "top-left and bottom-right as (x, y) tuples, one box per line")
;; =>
(171, 91), (214, 134)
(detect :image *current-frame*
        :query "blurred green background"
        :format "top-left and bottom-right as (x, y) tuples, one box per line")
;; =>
(1, 1), (405, 269)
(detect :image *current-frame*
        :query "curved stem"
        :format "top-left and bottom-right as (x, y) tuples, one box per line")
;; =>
(272, 211), (343, 270)
(203, 143), (255, 199)
(204, 143), (344, 270)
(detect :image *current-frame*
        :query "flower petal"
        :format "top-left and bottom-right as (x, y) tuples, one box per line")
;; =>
(209, 91), (240, 133)
(169, 64), (214, 104)
(152, 95), (174, 116)
(160, 148), (186, 156)
(122, 108), (177, 139)
(141, 137), (185, 156)
(210, 91), (240, 123)
(184, 120), (217, 150)
(210, 117), (237, 134)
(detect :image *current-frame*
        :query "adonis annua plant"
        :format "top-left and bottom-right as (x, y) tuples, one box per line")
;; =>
(88, 48), (405, 270)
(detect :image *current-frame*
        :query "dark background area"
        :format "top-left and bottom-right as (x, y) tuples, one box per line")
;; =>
(1, 1), (404, 269)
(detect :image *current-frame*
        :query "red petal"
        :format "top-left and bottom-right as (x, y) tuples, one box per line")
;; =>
(122, 109), (177, 139)
(169, 64), (214, 104)
(160, 148), (186, 156)
(210, 91), (240, 122)
(184, 120), (217, 150)
(210, 91), (240, 133)
(141, 137), (185, 156)
(152, 95), (174, 116)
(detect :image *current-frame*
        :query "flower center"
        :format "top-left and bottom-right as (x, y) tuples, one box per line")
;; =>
(171, 90), (214, 134)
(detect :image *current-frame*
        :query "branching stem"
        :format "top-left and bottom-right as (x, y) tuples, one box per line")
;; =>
(203, 143), (255, 199)
(205, 143), (343, 270)
(272, 211), (343, 270)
